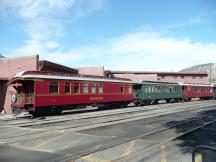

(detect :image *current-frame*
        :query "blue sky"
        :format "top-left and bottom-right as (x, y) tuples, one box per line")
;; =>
(0, 0), (216, 71)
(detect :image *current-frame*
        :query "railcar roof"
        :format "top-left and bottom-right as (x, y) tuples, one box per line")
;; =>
(11, 71), (133, 84)
(178, 83), (214, 87)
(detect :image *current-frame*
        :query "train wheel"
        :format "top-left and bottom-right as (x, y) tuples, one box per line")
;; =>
(166, 99), (171, 103)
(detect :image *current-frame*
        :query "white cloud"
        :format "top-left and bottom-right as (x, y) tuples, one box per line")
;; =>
(38, 30), (215, 71)
(1, 0), (105, 57)
(163, 17), (205, 30)
(103, 31), (216, 71)
(2, 1), (216, 71)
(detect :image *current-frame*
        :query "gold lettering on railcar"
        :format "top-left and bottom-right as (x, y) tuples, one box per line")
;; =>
(89, 97), (104, 100)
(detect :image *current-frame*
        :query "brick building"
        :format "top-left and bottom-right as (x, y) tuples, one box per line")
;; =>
(78, 66), (105, 76)
(0, 55), (209, 113)
(0, 55), (78, 113)
(0, 55), (39, 112)
(110, 71), (209, 84)
(77, 67), (209, 84)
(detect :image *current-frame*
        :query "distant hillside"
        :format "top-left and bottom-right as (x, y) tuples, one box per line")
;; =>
(180, 63), (216, 83)
(0, 54), (4, 58)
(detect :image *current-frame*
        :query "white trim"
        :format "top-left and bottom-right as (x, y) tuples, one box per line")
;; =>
(15, 73), (132, 83)
(178, 83), (214, 87)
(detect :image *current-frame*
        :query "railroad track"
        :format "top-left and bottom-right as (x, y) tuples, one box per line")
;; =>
(0, 101), (215, 141)
(111, 117), (216, 162)
(55, 110), (216, 162)
(4, 100), (216, 128)
(0, 101), (215, 162)
(0, 100), (212, 123)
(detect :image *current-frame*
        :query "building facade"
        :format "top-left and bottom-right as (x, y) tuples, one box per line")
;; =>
(0, 56), (210, 113)
(110, 71), (209, 84)
(0, 55), (39, 112)
(0, 55), (78, 113)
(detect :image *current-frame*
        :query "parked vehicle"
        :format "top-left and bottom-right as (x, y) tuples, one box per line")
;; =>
(9, 71), (215, 116)
(180, 83), (214, 101)
(133, 82), (183, 105)
(9, 71), (133, 115)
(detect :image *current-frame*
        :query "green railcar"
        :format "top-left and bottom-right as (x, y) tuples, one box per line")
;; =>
(213, 86), (216, 99)
(133, 82), (183, 105)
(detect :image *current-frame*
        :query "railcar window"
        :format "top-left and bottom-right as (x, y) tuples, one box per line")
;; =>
(148, 87), (151, 93)
(120, 84), (124, 93)
(74, 83), (80, 93)
(17, 87), (22, 94)
(83, 83), (88, 93)
(163, 87), (166, 93)
(155, 86), (158, 93)
(98, 83), (103, 93)
(152, 87), (155, 93)
(144, 87), (148, 93)
(65, 83), (71, 94)
(91, 83), (96, 93)
(158, 87), (161, 93)
(161, 86), (163, 92)
(49, 82), (59, 94)
(128, 85), (132, 94)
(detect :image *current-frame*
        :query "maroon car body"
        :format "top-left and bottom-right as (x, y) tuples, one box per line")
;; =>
(181, 83), (214, 100)
(9, 71), (134, 114)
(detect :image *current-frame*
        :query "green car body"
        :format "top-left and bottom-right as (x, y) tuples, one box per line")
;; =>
(133, 82), (183, 105)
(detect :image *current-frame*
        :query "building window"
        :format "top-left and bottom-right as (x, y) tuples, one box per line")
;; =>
(173, 75), (177, 79)
(181, 76), (184, 79)
(91, 83), (96, 93)
(192, 76), (196, 79)
(98, 83), (103, 93)
(120, 84), (124, 93)
(65, 83), (71, 94)
(49, 82), (59, 94)
(83, 83), (89, 93)
(74, 83), (80, 93)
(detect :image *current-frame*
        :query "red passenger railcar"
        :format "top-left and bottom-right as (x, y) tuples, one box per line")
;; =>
(181, 83), (214, 101)
(9, 71), (134, 114)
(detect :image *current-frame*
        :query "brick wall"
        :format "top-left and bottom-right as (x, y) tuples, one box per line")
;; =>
(0, 55), (38, 113)
(158, 75), (209, 84)
(78, 66), (105, 76)
(113, 73), (209, 84)
(114, 74), (158, 82)
(0, 55), (39, 79)
(0, 81), (7, 111)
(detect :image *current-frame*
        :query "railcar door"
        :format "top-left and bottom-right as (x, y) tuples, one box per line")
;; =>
(213, 87), (216, 99)
(22, 80), (34, 104)
(11, 80), (35, 111)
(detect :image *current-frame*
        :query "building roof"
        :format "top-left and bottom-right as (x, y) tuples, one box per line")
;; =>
(110, 71), (208, 76)
(38, 60), (78, 74)
(9, 71), (132, 84)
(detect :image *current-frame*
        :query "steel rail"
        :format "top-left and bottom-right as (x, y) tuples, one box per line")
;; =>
(7, 101), (216, 127)
(111, 117), (216, 162)
(1, 100), (213, 123)
(0, 103), (215, 140)
(46, 110), (216, 162)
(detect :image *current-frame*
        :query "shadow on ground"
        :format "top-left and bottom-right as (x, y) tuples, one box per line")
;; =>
(163, 106), (216, 155)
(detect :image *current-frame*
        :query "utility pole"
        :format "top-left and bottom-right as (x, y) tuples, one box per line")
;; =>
(209, 64), (212, 83)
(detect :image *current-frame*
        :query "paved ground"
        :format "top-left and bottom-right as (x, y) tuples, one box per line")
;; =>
(0, 101), (216, 162)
